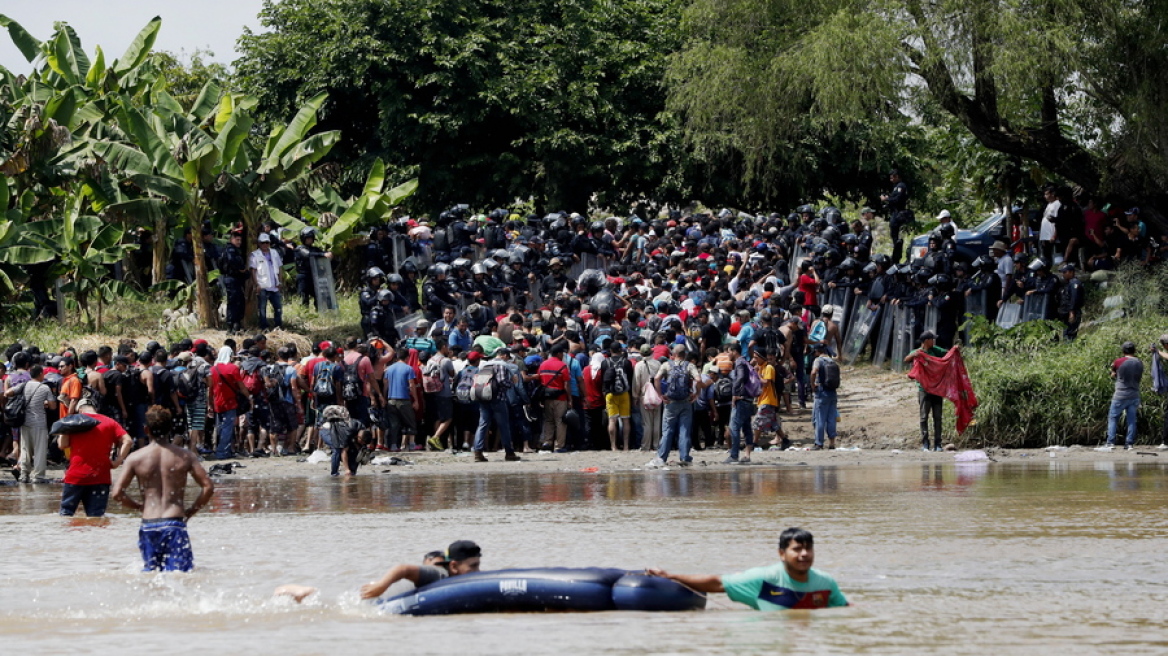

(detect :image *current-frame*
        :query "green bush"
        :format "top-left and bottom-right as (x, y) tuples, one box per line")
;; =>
(962, 265), (1168, 447)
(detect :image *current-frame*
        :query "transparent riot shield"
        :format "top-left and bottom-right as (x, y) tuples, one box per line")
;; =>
(996, 302), (1023, 329)
(842, 305), (880, 365)
(924, 304), (939, 335)
(1022, 293), (1050, 323)
(394, 311), (424, 339)
(310, 256), (339, 314)
(963, 289), (987, 342)
(873, 304), (893, 368)
(964, 289), (986, 322)
(891, 305), (913, 373)
(837, 291), (856, 333)
(389, 234), (411, 272)
(789, 244), (805, 282)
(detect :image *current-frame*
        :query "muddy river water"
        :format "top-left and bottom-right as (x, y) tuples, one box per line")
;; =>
(2, 460), (1167, 654)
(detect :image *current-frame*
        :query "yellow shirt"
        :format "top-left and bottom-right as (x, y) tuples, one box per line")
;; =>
(757, 363), (779, 407)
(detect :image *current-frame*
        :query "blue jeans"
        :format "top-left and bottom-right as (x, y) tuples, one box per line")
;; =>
(658, 401), (693, 463)
(812, 389), (838, 446)
(259, 289), (283, 329)
(215, 408), (237, 459)
(474, 400), (512, 453)
(729, 399), (755, 459)
(1107, 396), (1140, 446)
(630, 400), (643, 449)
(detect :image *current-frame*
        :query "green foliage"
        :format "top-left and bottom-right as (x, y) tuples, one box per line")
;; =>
(963, 267), (1168, 447)
(235, 0), (689, 212)
(667, 0), (1168, 212)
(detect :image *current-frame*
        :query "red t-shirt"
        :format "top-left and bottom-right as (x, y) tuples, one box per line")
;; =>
(1084, 209), (1107, 242)
(210, 362), (243, 413)
(538, 357), (570, 392)
(582, 366), (605, 410)
(64, 413), (124, 486)
(798, 274), (819, 307)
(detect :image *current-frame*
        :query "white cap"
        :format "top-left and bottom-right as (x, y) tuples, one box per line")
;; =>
(257, 233), (271, 243)
(936, 210), (951, 220)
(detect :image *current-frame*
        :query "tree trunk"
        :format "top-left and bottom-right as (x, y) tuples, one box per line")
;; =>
(186, 202), (217, 329)
(152, 213), (167, 285)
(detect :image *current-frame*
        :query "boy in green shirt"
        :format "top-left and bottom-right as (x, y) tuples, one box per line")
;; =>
(647, 528), (848, 611)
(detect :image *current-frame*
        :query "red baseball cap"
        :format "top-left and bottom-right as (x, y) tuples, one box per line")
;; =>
(192, 339), (208, 351)
(318, 341), (332, 350)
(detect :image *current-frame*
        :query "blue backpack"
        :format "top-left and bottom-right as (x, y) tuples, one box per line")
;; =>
(662, 361), (692, 401)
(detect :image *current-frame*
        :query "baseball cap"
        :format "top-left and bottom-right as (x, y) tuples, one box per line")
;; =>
(860, 207), (875, 214)
(1059, 263), (1076, 272)
(936, 210), (951, 220)
(176, 352), (193, 363)
(467, 352), (482, 364)
(318, 341), (332, 350)
(257, 233), (271, 243)
(447, 540), (481, 562)
(991, 241), (1007, 252)
(920, 331), (937, 341)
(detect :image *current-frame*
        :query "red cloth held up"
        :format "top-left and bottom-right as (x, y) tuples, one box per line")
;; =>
(908, 347), (979, 434)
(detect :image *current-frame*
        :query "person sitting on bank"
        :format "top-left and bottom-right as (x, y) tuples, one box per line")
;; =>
(646, 528), (848, 611)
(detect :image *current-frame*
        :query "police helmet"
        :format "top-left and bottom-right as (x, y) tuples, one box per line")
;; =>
(299, 227), (318, 241)
(365, 267), (385, 281)
(451, 258), (472, 270)
(376, 289), (393, 302)
(386, 273), (403, 285)
(399, 260), (418, 275)
(471, 263), (488, 275)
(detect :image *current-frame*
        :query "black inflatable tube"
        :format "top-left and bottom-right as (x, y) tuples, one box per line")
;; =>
(379, 567), (706, 615)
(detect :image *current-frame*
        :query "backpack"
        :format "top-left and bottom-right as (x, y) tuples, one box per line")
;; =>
(3, 382), (30, 428)
(455, 365), (478, 403)
(662, 361), (692, 401)
(714, 376), (733, 404)
(422, 356), (445, 394)
(433, 226), (450, 252)
(244, 369), (265, 396)
(313, 362), (337, 397)
(607, 358), (630, 395)
(342, 357), (365, 401)
(756, 327), (783, 357)
(470, 364), (499, 402)
(177, 364), (207, 401)
(817, 356), (841, 391)
(742, 361), (763, 398)
(263, 363), (287, 400)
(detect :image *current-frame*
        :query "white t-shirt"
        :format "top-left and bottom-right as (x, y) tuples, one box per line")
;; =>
(996, 254), (1014, 293)
(1040, 200), (1060, 241)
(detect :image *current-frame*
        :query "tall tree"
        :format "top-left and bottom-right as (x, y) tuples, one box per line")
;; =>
(235, 0), (688, 212)
(668, 0), (1168, 214)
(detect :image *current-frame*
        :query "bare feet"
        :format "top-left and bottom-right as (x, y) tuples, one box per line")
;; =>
(273, 584), (319, 603)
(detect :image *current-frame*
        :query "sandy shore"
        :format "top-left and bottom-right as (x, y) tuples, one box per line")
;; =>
(204, 442), (1167, 479)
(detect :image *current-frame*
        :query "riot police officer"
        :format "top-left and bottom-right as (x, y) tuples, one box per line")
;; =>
(881, 169), (910, 262)
(422, 264), (460, 320)
(369, 289), (398, 344)
(294, 227), (332, 307)
(218, 229), (250, 333)
(359, 267), (385, 338)
(167, 228), (195, 283)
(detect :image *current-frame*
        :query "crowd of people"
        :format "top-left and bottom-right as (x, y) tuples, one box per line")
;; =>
(5, 172), (1167, 489)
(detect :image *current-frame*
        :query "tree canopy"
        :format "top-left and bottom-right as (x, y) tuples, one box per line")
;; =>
(235, 0), (691, 213)
(668, 0), (1168, 216)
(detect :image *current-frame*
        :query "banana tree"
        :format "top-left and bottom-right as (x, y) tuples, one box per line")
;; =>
(0, 175), (57, 296)
(269, 158), (419, 251)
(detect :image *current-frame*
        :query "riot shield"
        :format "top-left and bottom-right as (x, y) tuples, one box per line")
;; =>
(873, 304), (893, 368)
(310, 256), (339, 314)
(891, 305), (913, 373)
(789, 243), (805, 282)
(1022, 294), (1050, 323)
(996, 302), (1023, 329)
(842, 305), (880, 365)
(964, 290), (986, 322)
(924, 304), (939, 335)
(390, 235), (411, 272)
(962, 289), (987, 342)
(394, 311), (424, 338)
(55, 277), (66, 322)
(837, 291), (856, 333)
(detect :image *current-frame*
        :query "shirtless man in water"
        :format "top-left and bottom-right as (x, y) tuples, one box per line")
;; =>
(112, 405), (215, 572)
